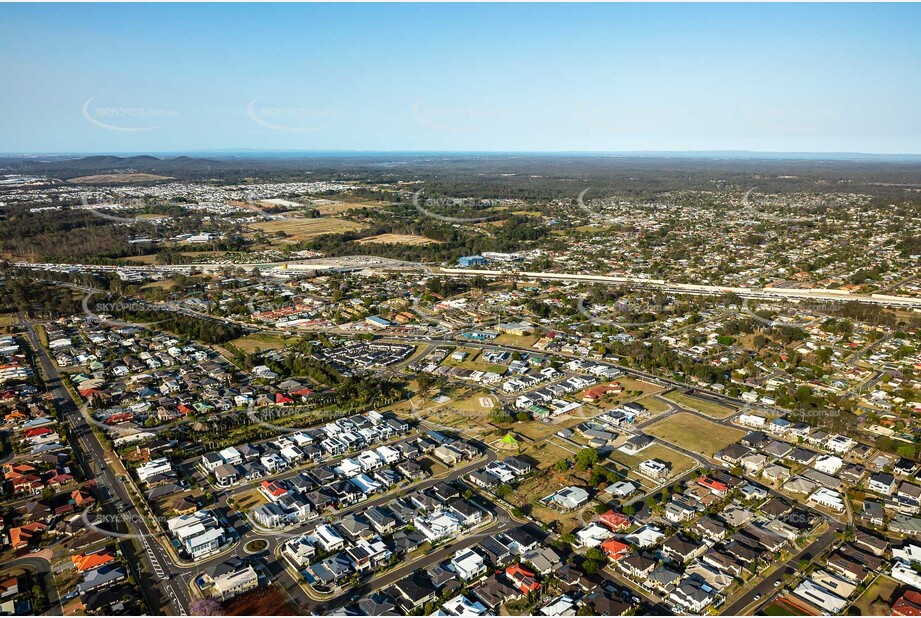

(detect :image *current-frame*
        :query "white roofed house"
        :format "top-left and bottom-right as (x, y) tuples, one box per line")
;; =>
(544, 486), (590, 512)
(314, 523), (345, 552)
(451, 548), (487, 581)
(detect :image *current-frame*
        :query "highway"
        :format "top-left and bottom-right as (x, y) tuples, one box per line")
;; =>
(437, 268), (921, 308)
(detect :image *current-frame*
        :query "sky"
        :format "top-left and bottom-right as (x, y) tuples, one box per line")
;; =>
(1, 3), (920, 155)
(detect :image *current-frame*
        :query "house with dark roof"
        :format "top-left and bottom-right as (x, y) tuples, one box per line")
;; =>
(477, 536), (513, 567)
(470, 574), (521, 612)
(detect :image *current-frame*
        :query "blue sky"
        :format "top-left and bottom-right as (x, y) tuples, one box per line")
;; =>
(1, 3), (919, 154)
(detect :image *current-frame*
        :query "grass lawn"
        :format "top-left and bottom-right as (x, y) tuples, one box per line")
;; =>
(229, 333), (297, 354)
(852, 575), (901, 616)
(246, 217), (364, 243)
(618, 376), (664, 397)
(644, 412), (745, 457)
(357, 233), (441, 245)
(233, 488), (268, 512)
(493, 333), (540, 348)
(637, 395), (672, 413)
(761, 598), (815, 616)
(662, 390), (737, 419)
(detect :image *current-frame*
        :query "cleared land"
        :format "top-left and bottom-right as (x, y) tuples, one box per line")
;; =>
(229, 333), (296, 354)
(358, 233), (442, 245)
(662, 390), (737, 419)
(315, 200), (385, 215)
(246, 217), (364, 242)
(645, 412), (744, 457)
(69, 173), (172, 183)
(851, 575), (901, 617)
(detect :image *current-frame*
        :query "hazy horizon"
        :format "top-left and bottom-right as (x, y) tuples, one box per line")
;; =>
(2, 3), (919, 155)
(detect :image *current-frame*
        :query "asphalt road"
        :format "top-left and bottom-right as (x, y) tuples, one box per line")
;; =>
(720, 524), (841, 615)
(19, 313), (189, 616)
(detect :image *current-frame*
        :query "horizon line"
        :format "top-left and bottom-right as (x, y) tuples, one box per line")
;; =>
(5, 148), (921, 160)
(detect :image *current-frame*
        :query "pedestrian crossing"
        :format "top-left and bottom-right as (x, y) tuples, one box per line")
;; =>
(141, 538), (188, 615)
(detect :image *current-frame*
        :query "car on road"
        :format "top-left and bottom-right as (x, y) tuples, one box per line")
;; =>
(774, 580), (782, 587)
(754, 594), (761, 601)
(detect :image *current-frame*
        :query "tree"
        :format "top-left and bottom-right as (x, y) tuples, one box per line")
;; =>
(582, 559), (602, 575)
(189, 599), (224, 616)
(575, 448), (599, 471)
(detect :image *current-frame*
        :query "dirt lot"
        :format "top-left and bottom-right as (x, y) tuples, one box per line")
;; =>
(852, 575), (902, 616)
(223, 584), (298, 615)
(246, 217), (364, 243)
(229, 333), (297, 354)
(69, 173), (172, 183)
(644, 412), (744, 457)
(662, 390), (737, 419)
(358, 233), (442, 245)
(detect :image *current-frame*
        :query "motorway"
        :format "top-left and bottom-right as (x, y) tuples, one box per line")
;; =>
(16, 259), (921, 309)
(436, 268), (921, 309)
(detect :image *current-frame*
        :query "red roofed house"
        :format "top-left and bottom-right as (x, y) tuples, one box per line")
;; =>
(177, 404), (195, 416)
(893, 591), (921, 617)
(275, 393), (294, 405)
(601, 538), (631, 561)
(73, 549), (117, 572)
(697, 476), (729, 496)
(599, 510), (631, 532)
(259, 480), (289, 502)
(72, 487), (96, 508)
(582, 383), (622, 402)
(9, 522), (47, 549)
(505, 564), (541, 595)
(22, 427), (53, 439)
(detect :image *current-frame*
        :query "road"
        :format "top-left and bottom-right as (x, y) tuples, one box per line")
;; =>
(6, 552), (62, 616)
(18, 313), (189, 616)
(437, 267), (921, 308)
(720, 524), (841, 615)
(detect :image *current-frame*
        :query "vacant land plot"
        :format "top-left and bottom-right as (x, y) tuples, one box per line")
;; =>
(761, 597), (816, 616)
(224, 584), (298, 615)
(509, 467), (593, 532)
(494, 333), (540, 348)
(358, 233), (441, 245)
(635, 395), (672, 413)
(645, 412), (744, 457)
(618, 376), (664, 397)
(232, 488), (268, 512)
(69, 173), (172, 183)
(852, 575), (901, 617)
(663, 390), (737, 419)
(229, 333), (296, 354)
(247, 217), (364, 242)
